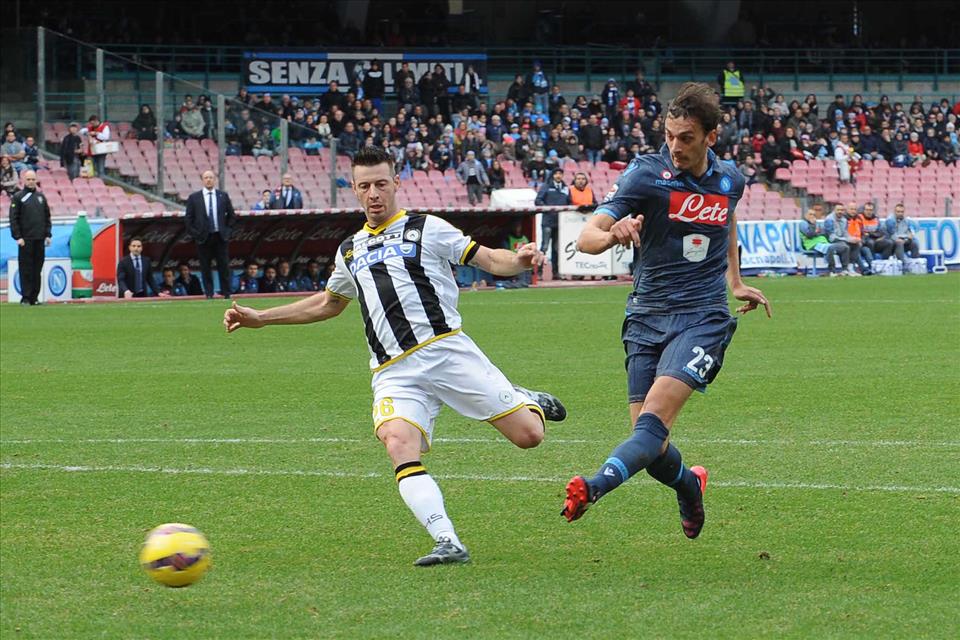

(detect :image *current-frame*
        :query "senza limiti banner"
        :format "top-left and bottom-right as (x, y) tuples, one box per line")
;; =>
(243, 51), (488, 95)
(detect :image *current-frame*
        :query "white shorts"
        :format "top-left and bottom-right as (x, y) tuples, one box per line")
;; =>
(370, 331), (537, 452)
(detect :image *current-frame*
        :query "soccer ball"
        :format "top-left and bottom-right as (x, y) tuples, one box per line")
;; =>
(139, 523), (212, 588)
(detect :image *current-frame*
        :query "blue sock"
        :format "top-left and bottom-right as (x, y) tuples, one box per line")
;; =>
(646, 443), (701, 503)
(588, 413), (669, 501)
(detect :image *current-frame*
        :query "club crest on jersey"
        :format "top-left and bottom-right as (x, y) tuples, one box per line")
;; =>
(349, 243), (417, 273)
(719, 175), (733, 193)
(661, 170), (672, 180)
(404, 228), (421, 242)
(683, 233), (710, 262)
(602, 183), (619, 203)
(668, 192), (729, 226)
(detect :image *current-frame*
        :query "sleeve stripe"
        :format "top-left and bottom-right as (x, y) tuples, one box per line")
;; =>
(595, 207), (618, 218)
(327, 289), (353, 302)
(460, 240), (479, 264)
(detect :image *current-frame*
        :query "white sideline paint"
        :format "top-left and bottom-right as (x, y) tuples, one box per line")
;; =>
(1, 461), (958, 494)
(2, 436), (958, 448)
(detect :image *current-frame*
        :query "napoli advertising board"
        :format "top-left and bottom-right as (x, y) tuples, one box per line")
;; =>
(243, 51), (487, 94)
(736, 217), (960, 270)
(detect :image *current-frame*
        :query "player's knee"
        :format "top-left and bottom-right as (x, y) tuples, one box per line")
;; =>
(377, 422), (421, 457)
(512, 424), (543, 449)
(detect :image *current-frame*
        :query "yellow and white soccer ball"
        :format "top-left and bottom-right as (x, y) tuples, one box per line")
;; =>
(139, 523), (212, 588)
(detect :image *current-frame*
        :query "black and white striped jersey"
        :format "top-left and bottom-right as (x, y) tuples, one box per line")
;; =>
(326, 210), (480, 370)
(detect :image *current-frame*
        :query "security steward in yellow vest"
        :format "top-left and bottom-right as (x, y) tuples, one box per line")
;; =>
(718, 61), (744, 106)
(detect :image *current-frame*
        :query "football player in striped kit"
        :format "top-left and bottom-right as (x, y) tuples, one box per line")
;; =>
(225, 146), (566, 566)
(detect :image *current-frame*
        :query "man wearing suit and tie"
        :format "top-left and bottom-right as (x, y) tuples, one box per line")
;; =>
(270, 173), (304, 210)
(117, 237), (159, 298)
(185, 169), (236, 298)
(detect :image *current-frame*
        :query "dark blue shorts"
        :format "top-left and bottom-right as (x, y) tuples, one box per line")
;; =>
(622, 310), (738, 403)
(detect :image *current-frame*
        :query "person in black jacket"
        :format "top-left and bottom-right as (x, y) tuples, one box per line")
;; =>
(534, 168), (572, 279)
(8, 170), (51, 305)
(117, 237), (159, 298)
(59, 122), (83, 181)
(175, 263), (205, 296)
(362, 59), (385, 112)
(184, 170), (236, 299)
(132, 105), (157, 141)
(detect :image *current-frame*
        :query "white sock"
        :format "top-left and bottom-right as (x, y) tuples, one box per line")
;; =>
(397, 472), (463, 549)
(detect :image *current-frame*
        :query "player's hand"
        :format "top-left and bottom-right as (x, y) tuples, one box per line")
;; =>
(608, 215), (644, 248)
(514, 242), (545, 269)
(732, 282), (772, 318)
(224, 301), (265, 333)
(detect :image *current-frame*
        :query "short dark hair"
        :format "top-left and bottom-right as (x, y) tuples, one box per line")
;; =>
(351, 146), (395, 174)
(666, 82), (721, 134)
(129, 236), (143, 245)
(244, 260), (260, 269)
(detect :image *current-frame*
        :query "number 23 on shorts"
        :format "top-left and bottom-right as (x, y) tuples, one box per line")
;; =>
(373, 397), (395, 420)
(684, 346), (715, 381)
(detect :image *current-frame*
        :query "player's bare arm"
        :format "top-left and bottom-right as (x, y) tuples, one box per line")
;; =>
(577, 213), (644, 254)
(725, 213), (772, 318)
(223, 290), (350, 332)
(469, 243), (544, 276)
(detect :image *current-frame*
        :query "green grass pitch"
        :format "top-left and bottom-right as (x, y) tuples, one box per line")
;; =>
(2, 275), (959, 639)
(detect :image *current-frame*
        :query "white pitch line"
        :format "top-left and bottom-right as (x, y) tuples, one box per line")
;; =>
(1, 436), (958, 448)
(2, 461), (958, 494)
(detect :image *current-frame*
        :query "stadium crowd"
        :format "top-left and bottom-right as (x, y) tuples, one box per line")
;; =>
(93, 60), (960, 209)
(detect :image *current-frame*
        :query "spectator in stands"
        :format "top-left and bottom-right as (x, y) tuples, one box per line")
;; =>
(1, 157), (18, 196)
(429, 138), (453, 173)
(569, 172), (595, 207)
(1, 131), (27, 174)
(737, 100), (756, 138)
(398, 76), (421, 114)
(601, 79), (620, 122)
(528, 61), (549, 115)
(834, 132), (854, 183)
(236, 261), (260, 294)
(487, 159), (506, 192)
(507, 74), (530, 109)
(942, 131), (958, 166)
(580, 114), (604, 165)
(157, 267), (187, 297)
(800, 206), (849, 277)
(117, 237), (158, 298)
(739, 155), (759, 185)
(251, 189), (271, 211)
(922, 127), (943, 163)
(258, 264), (280, 293)
(132, 104), (157, 141)
(845, 201), (873, 274)
(907, 131), (926, 166)
(175, 263), (203, 296)
(271, 174), (304, 209)
(180, 105), (205, 140)
(455, 150), (488, 206)
(535, 167), (571, 278)
(760, 134), (789, 182)
(627, 69), (654, 100)
(21, 137), (39, 172)
(395, 61), (415, 89)
(362, 59), (385, 112)
(719, 61), (745, 107)
(80, 114), (111, 177)
(298, 259), (326, 292)
(431, 65), (452, 121)
(885, 203), (921, 269)
(861, 202), (893, 260)
(59, 123), (83, 181)
(337, 121), (361, 159)
(462, 64), (482, 111)
(276, 259), (298, 292)
(823, 204), (861, 276)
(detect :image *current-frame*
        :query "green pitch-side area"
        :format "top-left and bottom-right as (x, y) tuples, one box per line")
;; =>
(2, 275), (958, 639)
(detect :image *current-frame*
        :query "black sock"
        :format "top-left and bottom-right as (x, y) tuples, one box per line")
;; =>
(646, 443), (701, 503)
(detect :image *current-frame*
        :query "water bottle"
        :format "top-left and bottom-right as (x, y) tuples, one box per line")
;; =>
(70, 212), (93, 298)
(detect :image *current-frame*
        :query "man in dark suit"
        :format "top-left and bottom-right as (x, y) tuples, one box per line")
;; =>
(185, 169), (236, 298)
(117, 237), (159, 298)
(269, 173), (304, 209)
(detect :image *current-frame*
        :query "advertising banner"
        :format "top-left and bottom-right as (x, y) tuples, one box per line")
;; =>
(557, 211), (632, 276)
(243, 51), (487, 95)
(7, 258), (72, 303)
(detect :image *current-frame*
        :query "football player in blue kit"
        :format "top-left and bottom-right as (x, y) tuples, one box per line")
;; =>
(561, 82), (772, 538)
